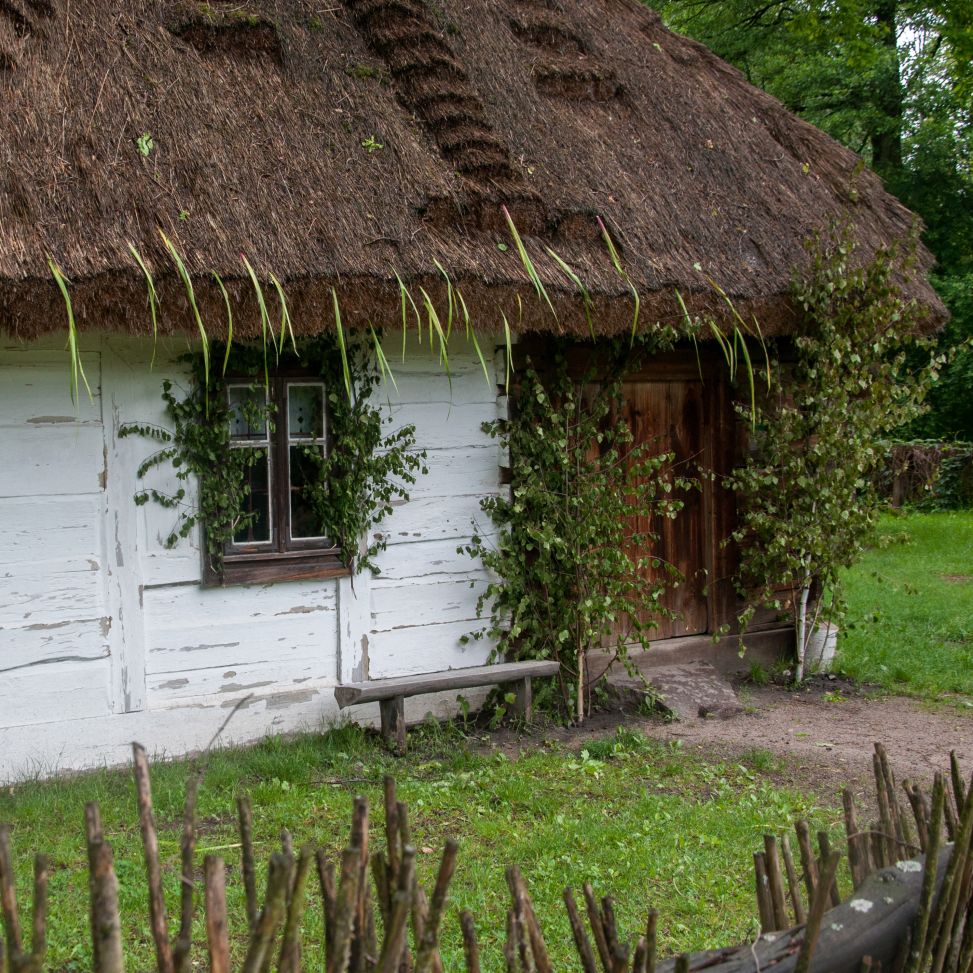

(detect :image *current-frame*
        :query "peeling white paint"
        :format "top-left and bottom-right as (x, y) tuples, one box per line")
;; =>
(0, 334), (501, 779)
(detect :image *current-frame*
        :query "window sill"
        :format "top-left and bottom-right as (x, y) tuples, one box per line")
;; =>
(204, 553), (351, 587)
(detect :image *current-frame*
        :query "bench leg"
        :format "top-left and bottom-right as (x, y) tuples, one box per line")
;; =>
(379, 696), (407, 754)
(510, 677), (533, 723)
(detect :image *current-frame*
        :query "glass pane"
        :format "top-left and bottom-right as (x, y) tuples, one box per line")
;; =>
(228, 386), (268, 441)
(288, 384), (325, 440)
(233, 450), (271, 544)
(290, 444), (325, 540)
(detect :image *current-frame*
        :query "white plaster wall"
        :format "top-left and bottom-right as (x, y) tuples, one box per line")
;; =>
(0, 332), (501, 782)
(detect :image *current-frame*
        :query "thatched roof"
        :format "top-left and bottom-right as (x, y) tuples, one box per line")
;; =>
(0, 0), (946, 340)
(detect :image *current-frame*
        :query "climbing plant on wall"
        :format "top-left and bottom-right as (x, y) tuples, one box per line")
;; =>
(462, 347), (696, 723)
(120, 335), (427, 578)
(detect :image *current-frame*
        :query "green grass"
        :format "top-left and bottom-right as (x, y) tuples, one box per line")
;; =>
(0, 723), (841, 971)
(838, 510), (973, 700)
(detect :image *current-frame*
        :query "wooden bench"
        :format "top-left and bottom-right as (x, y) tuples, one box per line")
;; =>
(334, 660), (560, 753)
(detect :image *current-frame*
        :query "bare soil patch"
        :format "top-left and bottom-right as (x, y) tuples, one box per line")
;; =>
(489, 679), (973, 806)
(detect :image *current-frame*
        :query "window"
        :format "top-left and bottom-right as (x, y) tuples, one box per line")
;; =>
(208, 375), (347, 585)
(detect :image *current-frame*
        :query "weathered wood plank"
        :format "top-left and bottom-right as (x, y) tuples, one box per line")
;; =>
(335, 661), (560, 707)
(0, 560), (105, 627)
(0, 426), (106, 498)
(0, 619), (109, 671)
(374, 494), (500, 546)
(0, 661), (112, 728)
(382, 403), (493, 451)
(146, 614), (340, 675)
(0, 355), (102, 425)
(373, 537), (490, 582)
(370, 578), (489, 632)
(0, 497), (104, 565)
(143, 580), (338, 631)
(393, 447), (499, 500)
(367, 620), (491, 678)
(148, 661), (338, 705)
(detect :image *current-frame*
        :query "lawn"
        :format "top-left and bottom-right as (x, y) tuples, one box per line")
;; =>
(838, 510), (973, 700)
(0, 724), (841, 971)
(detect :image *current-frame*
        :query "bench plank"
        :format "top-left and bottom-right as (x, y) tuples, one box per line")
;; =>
(334, 661), (559, 708)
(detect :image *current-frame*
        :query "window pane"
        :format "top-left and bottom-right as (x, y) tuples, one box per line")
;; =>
(288, 384), (325, 440)
(290, 444), (325, 540)
(228, 386), (267, 441)
(234, 450), (272, 544)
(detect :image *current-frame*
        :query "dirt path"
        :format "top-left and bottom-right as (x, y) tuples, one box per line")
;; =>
(501, 678), (973, 802)
(643, 683), (968, 790)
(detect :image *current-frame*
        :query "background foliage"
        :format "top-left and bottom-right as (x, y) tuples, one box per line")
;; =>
(644, 0), (973, 440)
(728, 231), (941, 678)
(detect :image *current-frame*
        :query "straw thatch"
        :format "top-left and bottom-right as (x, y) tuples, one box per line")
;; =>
(0, 0), (946, 340)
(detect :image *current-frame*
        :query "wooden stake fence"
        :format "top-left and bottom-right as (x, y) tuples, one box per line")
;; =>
(0, 742), (970, 973)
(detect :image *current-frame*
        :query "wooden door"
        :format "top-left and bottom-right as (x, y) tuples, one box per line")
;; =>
(619, 378), (710, 639)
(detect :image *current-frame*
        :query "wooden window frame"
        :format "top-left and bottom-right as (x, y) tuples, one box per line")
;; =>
(203, 371), (350, 587)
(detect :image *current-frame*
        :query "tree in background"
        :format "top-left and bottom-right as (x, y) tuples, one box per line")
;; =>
(645, 0), (973, 439)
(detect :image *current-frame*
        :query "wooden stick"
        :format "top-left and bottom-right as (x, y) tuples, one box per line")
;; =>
(645, 910), (657, 973)
(174, 774), (200, 973)
(753, 853), (774, 933)
(330, 849), (362, 973)
(902, 781), (930, 854)
(204, 857), (230, 973)
(564, 889), (598, 973)
(278, 846), (312, 973)
(238, 795), (259, 933)
(349, 795), (370, 973)
(416, 840), (458, 973)
(763, 836), (789, 930)
(132, 743), (175, 973)
(371, 852), (391, 928)
(928, 778), (973, 973)
(816, 832), (841, 907)
(459, 910), (480, 973)
(794, 822), (819, 903)
(506, 868), (552, 973)
(876, 744), (907, 857)
(951, 751), (966, 822)
(601, 897), (621, 957)
(242, 854), (290, 973)
(383, 778), (400, 891)
(874, 752), (899, 866)
(674, 955), (689, 973)
(84, 804), (104, 973)
(906, 773), (949, 973)
(0, 826), (22, 969)
(89, 838), (124, 973)
(794, 850), (841, 973)
(31, 855), (48, 972)
(631, 938), (648, 973)
(502, 910), (518, 973)
(870, 824), (887, 871)
(781, 835), (806, 924)
(377, 847), (415, 973)
(945, 793), (959, 843)
(317, 852), (337, 973)
(583, 883), (612, 973)
(843, 789), (869, 890)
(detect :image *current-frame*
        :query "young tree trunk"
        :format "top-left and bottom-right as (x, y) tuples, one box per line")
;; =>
(795, 583), (811, 684)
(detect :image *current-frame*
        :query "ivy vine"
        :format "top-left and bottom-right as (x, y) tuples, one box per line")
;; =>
(120, 335), (427, 578)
